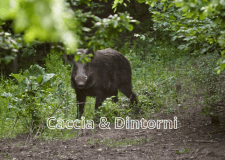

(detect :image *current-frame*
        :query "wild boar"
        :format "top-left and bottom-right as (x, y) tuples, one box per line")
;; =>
(67, 48), (138, 118)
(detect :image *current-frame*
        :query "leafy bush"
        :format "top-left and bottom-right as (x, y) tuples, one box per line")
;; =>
(95, 96), (131, 123)
(0, 52), (77, 139)
(1, 64), (57, 131)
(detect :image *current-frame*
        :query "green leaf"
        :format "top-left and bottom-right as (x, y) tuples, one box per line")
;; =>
(168, 3), (174, 8)
(26, 64), (45, 77)
(163, 5), (167, 11)
(152, 11), (160, 15)
(1, 92), (13, 98)
(23, 72), (28, 77)
(169, 15), (176, 20)
(183, 36), (196, 41)
(10, 73), (25, 83)
(88, 53), (93, 57)
(151, 2), (155, 7)
(113, 20), (118, 28)
(199, 13), (206, 20)
(75, 55), (80, 61)
(172, 36), (177, 41)
(185, 11), (194, 18)
(8, 105), (17, 109)
(178, 45), (186, 50)
(42, 73), (56, 84)
(36, 75), (43, 83)
(220, 62), (225, 70)
(128, 24), (133, 31)
(217, 69), (221, 74)
(221, 50), (225, 55)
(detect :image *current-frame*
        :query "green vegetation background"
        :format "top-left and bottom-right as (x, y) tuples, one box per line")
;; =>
(0, 0), (225, 140)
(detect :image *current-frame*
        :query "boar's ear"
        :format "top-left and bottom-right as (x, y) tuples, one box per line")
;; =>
(66, 54), (75, 62)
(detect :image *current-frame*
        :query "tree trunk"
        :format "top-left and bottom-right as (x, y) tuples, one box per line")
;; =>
(12, 56), (18, 73)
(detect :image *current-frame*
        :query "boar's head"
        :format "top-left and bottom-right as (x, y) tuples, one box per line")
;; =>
(67, 49), (94, 89)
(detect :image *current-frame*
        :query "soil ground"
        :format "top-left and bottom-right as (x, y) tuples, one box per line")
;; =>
(0, 112), (225, 160)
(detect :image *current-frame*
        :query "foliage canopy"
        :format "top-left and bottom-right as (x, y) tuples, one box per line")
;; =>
(0, 0), (138, 58)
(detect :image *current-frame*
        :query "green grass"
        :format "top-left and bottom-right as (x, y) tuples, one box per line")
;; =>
(0, 40), (224, 140)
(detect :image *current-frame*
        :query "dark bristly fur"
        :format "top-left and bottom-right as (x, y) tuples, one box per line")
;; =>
(67, 48), (138, 119)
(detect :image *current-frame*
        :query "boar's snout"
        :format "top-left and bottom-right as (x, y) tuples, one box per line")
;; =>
(75, 75), (87, 89)
(77, 81), (85, 89)
(74, 61), (88, 89)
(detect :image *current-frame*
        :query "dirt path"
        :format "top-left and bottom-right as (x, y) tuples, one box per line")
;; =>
(0, 115), (225, 160)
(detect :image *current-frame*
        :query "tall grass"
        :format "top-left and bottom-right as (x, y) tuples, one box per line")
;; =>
(0, 40), (224, 140)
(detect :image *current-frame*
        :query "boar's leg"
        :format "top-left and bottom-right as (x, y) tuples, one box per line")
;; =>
(76, 90), (86, 119)
(119, 85), (138, 105)
(95, 91), (107, 110)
